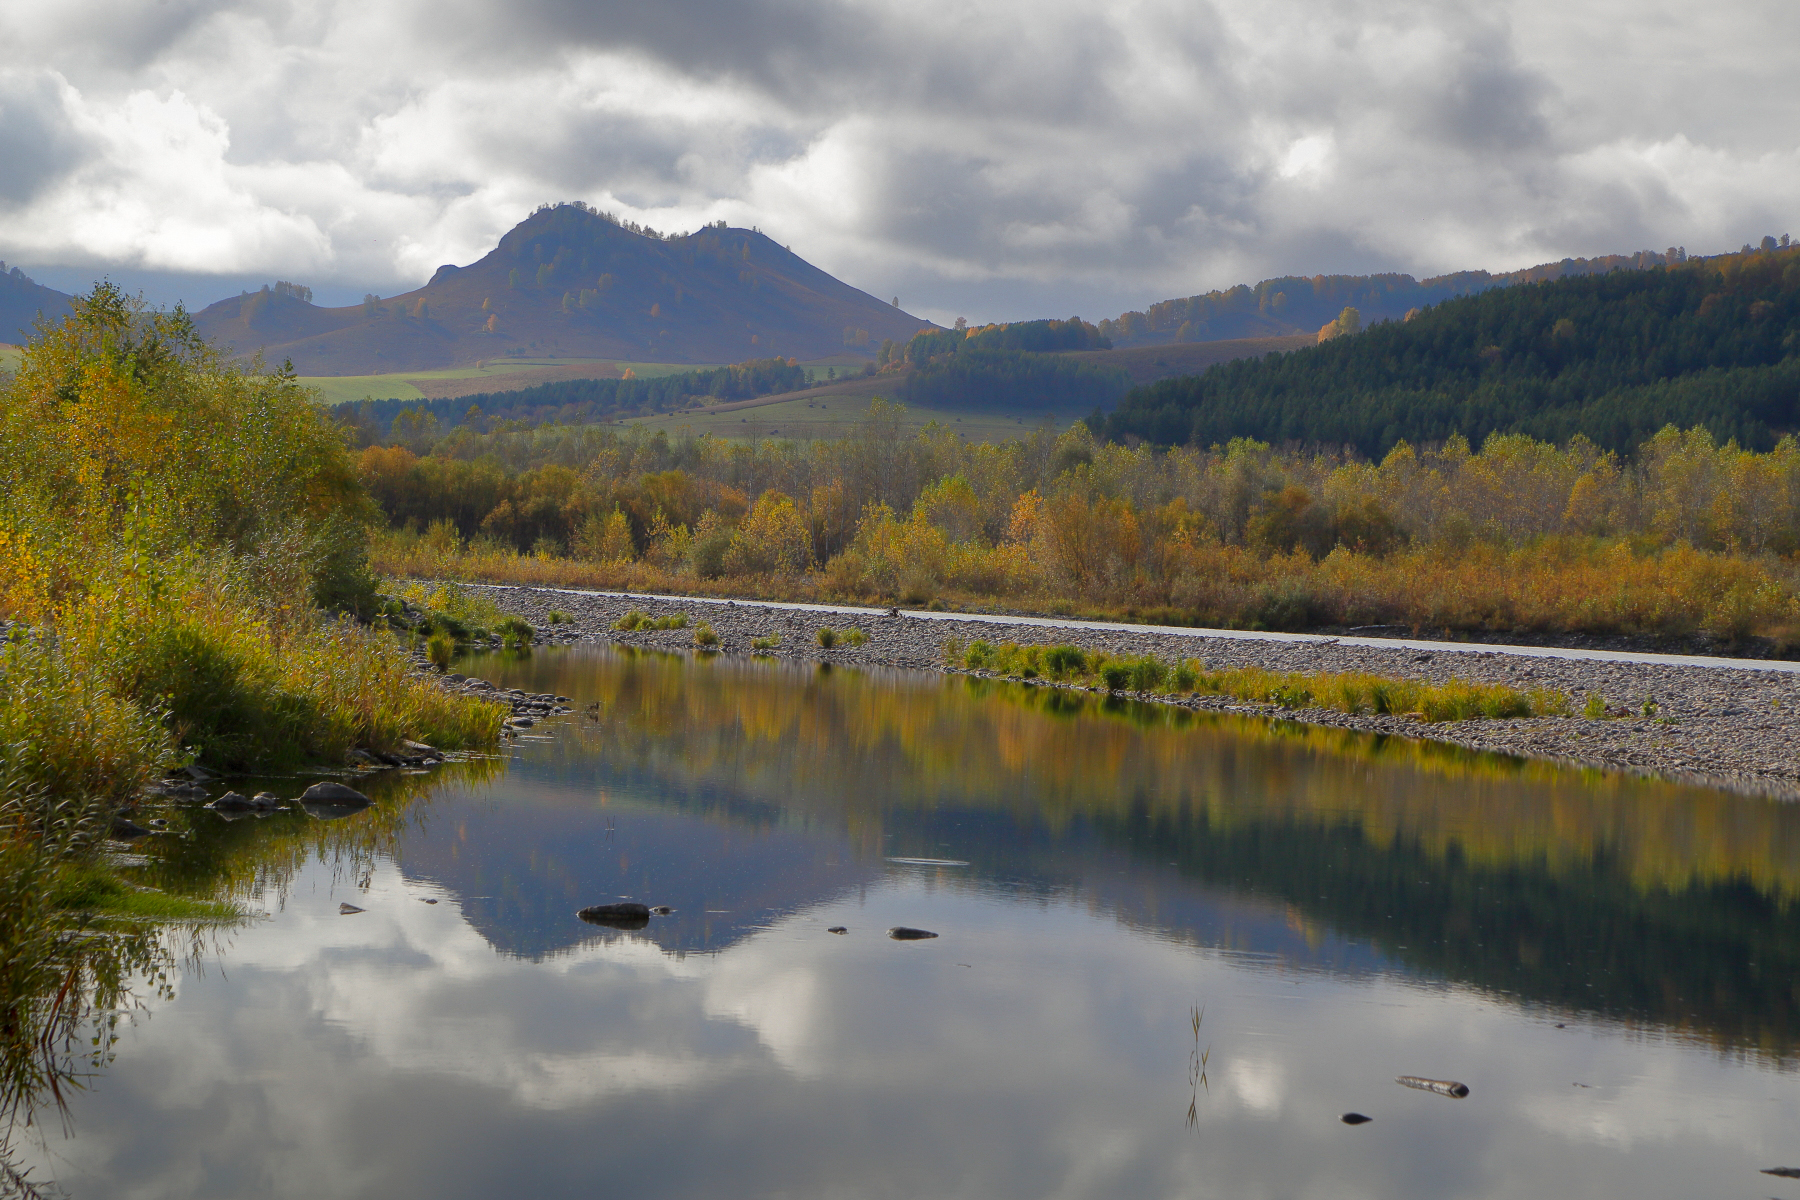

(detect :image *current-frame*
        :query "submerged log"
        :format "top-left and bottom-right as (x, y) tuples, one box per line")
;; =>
(1396, 1076), (1470, 1098)
(578, 902), (651, 928)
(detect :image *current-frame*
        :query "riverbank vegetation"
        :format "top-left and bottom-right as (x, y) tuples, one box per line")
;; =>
(0, 286), (503, 1143)
(361, 400), (1800, 647)
(945, 638), (1562, 721)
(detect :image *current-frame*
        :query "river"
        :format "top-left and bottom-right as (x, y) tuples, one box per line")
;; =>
(17, 644), (1800, 1198)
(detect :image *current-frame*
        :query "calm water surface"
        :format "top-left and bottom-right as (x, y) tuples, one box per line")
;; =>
(21, 645), (1800, 1199)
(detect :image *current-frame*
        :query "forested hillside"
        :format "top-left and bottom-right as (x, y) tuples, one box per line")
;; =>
(875, 318), (1132, 414)
(1098, 244), (1800, 454)
(1098, 248), (1698, 347)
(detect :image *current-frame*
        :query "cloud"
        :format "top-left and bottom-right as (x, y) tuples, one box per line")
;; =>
(0, 0), (1796, 319)
(0, 72), (91, 206)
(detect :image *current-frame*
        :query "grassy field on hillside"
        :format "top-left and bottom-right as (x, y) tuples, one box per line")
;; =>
(299, 356), (868, 405)
(624, 387), (1070, 441)
(1058, 335), (1313, 383)
(0, 343), (19, 374)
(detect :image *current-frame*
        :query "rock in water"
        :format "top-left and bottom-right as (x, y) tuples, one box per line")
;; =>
(650, 905), (673, 915)
(299, 782), (371, 807)
(577, 902), (651, 928)
(339, 902), (365, 914)
(109, 816), (151, 840)
(1764, 1168), (1800, 1179)
(887, 927), (938, 940)
(210, 792), (253, 812)
(1396, 1076), (1469, 1098)
(250, 792), (282, 810)
(1341, 1113), (1373, 1125)
(827, 926), (848, 934)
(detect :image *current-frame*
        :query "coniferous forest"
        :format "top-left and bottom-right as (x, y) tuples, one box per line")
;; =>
(1097, 245), (1800, 454)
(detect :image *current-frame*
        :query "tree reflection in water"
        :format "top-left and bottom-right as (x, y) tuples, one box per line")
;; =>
(497, 646), (1800, 1061)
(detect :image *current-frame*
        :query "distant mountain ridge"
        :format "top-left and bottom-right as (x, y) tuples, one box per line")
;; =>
(190, 204), (936, 374)
(1097, 249), (1697, 346)
(0, 261), (74, 343)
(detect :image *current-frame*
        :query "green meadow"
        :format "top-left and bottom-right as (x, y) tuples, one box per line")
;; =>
(622, 390), (1071, 442)
(297, 358), (723, 405)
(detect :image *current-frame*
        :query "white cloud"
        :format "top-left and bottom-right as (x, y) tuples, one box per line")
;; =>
(0, 0), (1796, 317)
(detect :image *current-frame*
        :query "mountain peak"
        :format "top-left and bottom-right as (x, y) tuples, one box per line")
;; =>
(192, 204), (934, 373)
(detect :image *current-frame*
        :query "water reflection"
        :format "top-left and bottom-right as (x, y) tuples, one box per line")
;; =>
(468, 645), (1800, 1060)
(12, 644), (1800, 1199)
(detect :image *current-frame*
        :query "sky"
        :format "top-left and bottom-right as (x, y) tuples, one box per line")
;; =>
(1, 0), (1797, 326)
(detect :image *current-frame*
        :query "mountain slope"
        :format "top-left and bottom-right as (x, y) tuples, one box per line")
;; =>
(1097, 244), (1800, 454)
(1098, 249), (1694, 347)
(0, 262), (73, 343)
(193, 204), (934, 373)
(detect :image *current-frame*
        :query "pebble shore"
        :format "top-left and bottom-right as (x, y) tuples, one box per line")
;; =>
(467, 584), (1800, 800)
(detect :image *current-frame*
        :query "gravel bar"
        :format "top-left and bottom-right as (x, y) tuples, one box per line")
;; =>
(462, 583), (1800, 801)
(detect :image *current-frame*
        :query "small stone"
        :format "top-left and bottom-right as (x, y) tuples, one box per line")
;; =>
(650, 905), (673, 915)
(420, 898), (438, 904)
(510, 716), (534, 728)
(827, 926), (847, 934)
(1341, 1112), (1373, 1125)
(888, 927), (938, 940)
(339, 902), (365, 914)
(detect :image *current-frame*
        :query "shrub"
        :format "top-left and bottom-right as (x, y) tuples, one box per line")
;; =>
(425, 630), (455, 669)
(816, 627), (838, 649)
(546, 609), (573, 624)
(1043, 645), (1088, 678)
(651, 613), (689, 630)
(693, 621), (719, 647)
(843, 628), (868, 647)
(751, 634), (780, 651)
(497, 616), (534, 647)
(1099, 663), (1131, 691)
(1584, 693), (1608, 719)
(613, 609), (651, 631)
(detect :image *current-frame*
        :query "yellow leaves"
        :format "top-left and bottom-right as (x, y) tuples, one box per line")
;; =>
(1005, 490), (1043, 544)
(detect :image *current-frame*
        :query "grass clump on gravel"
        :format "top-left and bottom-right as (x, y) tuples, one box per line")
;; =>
(948, 638), (1566, 722)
